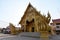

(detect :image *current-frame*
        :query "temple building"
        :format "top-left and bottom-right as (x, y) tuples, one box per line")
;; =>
(19, 3), (52, 40)
(19, 3), (51, 32)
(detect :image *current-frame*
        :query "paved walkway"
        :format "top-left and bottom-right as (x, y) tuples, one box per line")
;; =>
(0, 32), (60, 40)
(0, 33), (16, 39)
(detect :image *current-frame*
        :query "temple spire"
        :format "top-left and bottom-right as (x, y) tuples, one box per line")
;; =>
(27, 2), (34, 9)
(47, 11), (51, 24)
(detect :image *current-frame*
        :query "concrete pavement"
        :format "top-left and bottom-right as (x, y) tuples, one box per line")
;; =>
(0, 32), (60, 40)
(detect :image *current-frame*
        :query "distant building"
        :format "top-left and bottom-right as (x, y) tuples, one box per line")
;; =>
(2, 26), (11, 34)
(50, 19), (60, 34)
(0, 28), (2, 33)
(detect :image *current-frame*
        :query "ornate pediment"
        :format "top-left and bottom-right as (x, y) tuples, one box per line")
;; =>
(19, 3), (37, 24)
(19, 3), (51, 29)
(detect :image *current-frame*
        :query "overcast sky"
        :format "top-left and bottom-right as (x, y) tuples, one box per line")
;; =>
(0, 0), (60, 28)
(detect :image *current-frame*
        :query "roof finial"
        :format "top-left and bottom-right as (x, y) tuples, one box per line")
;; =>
(28, 2), (32, 7)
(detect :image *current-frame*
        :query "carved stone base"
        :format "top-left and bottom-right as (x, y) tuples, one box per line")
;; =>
(40, 31), (49, 40)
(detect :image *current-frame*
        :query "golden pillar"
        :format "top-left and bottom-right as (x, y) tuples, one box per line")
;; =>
(24, 25), (26, 32)
(39, 21), (50, 40)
